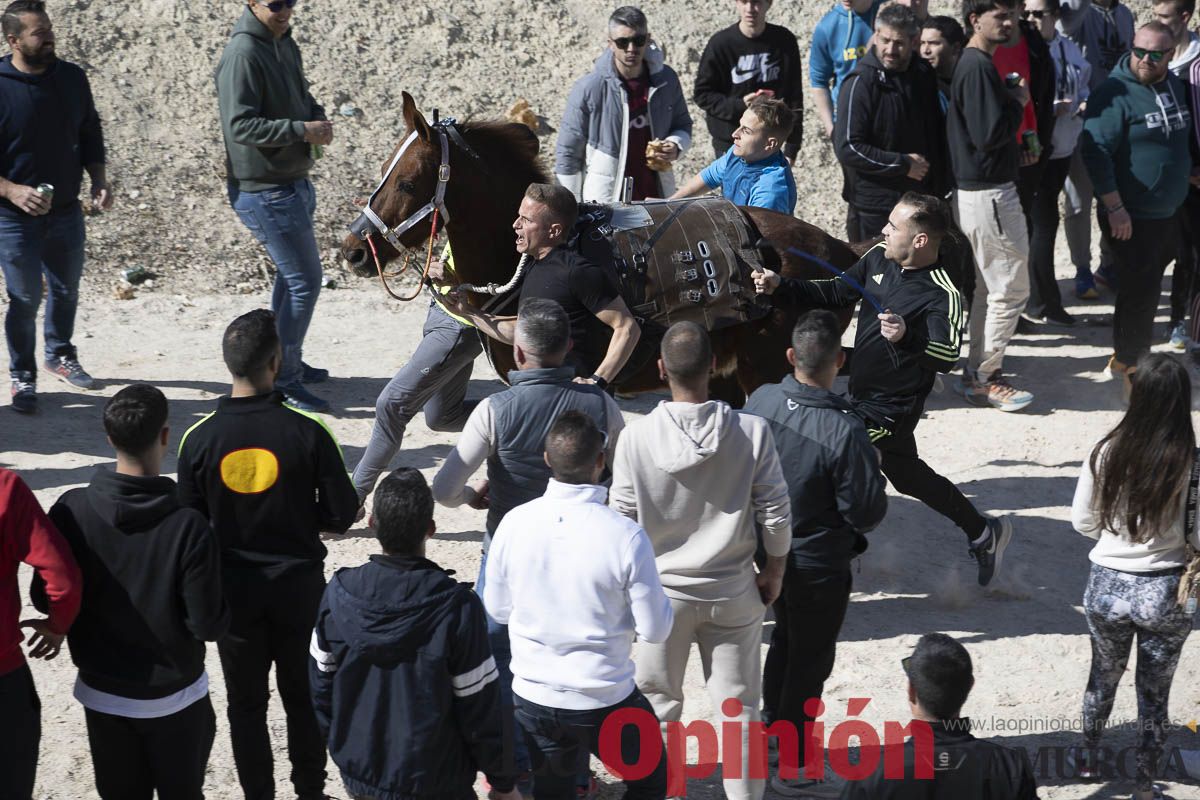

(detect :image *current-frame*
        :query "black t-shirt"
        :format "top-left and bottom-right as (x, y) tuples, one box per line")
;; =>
(519, 247), (620, 375)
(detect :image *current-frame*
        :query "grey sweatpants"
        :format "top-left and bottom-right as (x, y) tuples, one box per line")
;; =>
(351, 301), (482, 501)
(1082, 563), (1194, 792)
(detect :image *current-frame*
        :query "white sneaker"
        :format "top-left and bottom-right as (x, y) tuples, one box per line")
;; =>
(769, 770), (845, 798)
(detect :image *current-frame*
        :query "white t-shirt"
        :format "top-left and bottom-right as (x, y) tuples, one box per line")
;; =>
(74, 671), (209, 719)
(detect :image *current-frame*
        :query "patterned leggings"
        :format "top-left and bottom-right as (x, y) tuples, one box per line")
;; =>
(1082, 563), (1194, 792)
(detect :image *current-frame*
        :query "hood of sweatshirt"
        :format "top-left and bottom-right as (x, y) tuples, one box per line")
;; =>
(0, 54), (61, 85)
(779, 376), (857, 412)
(593, 42), (667, 82)
(327, 555), (462, 666)
(1170, 33), (1200, 75)
(647, 400), (734, 475)
(231, 5), (290, 44)
(85, 469), (181, 530)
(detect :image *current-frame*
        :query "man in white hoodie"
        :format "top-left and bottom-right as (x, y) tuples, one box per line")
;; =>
(484, 410), (673, 800)
(610, 321), (792, 800)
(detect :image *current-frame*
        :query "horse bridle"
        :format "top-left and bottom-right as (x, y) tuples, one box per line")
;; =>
(347, 114), (488, 301)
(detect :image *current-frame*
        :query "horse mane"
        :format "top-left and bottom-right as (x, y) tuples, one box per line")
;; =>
(458, 119), (552, 189)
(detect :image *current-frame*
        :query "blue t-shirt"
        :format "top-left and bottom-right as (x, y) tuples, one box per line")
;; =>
(700, 148), (797, 214)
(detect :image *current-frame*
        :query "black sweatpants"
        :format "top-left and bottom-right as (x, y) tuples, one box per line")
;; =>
(84, 695), (216, 799)
(846, 205), (889, 243)
(867, 404), (987, 542)
(0, 663), (40, 800)
(1027, 156), (1073, 318)
(218, 566), (328, 800)
(761, 568), (851, 767)
(1169, 190), (1200, 325)
(1099, 212), (1180, 366)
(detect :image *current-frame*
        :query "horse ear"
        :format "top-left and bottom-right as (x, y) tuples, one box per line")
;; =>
(401, 91), (432, 141)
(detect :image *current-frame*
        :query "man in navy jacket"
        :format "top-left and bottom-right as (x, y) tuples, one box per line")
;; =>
(310, 468), (521, 800)
(0, 0), (112, 413)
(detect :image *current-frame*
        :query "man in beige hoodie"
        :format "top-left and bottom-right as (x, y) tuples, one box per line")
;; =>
(610, 321), (792, 800)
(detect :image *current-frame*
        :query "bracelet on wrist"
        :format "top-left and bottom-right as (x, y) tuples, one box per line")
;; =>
(1106, 202), (1125, 214)
(590, 374), (609, 390)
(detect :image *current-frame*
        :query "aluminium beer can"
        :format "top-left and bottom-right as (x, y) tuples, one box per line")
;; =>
(36, 183), (54, 200)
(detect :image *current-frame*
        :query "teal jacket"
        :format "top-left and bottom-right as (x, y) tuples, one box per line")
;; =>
(1081, 54), (1191, 219)
(215, 9), (325, 191)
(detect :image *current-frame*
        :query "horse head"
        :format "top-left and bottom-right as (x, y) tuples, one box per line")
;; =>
(341, 92), (450, 275)
(341, 92), (545, 280)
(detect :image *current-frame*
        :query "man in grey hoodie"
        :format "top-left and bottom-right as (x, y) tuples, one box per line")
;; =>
(610, 321), (792, 800)
(216, 0), (333, 412)
(556, 6), (692, 201)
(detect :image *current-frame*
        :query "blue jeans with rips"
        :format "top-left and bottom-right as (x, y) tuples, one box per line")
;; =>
(0, 205), (86, 379)
(229, 179), (323, 388)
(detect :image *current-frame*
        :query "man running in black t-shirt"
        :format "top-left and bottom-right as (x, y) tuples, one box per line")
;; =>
(442, 183), (641, 389)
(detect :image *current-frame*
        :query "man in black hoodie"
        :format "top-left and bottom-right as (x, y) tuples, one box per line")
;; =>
(35, 384), (228, 799)
(177, 309), (358, 800)
(0, 0), (113, 413)
(835, 3), (949, 241)
(743, 310), (887, 796)
(310, 468), (521, 800)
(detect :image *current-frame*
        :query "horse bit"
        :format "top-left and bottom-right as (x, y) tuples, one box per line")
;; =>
(347, 113), (529, 302)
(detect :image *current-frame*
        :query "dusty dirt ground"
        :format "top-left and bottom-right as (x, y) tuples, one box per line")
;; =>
(2, 0), (1199, 797)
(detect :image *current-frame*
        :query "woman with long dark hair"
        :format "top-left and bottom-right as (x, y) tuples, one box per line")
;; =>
(1071, 353), (1198, 800)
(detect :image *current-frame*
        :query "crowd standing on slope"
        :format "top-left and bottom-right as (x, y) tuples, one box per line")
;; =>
(2, 1), (1199, 800)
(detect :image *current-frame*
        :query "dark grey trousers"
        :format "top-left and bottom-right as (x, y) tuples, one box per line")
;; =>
(351, 301), (482, 501)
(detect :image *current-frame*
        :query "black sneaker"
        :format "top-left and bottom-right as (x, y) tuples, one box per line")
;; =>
(970, 516), (1014, 586)
(301, 362), (330, 384)
(279, 382), (331, 413)
(10, 376), (36, 414)
(43, 354), (95, 389)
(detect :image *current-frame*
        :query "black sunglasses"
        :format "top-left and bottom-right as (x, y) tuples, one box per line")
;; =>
(1132, 47), (1168, 62)
(1020, 9), (1049, 19)
(261, 0), (297, 12)
(611, 34), (649, 50)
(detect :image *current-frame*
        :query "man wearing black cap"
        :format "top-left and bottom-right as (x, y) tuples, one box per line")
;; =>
(839, 633), (1040, 798)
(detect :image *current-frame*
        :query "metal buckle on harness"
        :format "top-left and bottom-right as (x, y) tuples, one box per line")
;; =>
(680, 289), (703, 304)
(632, 253), (647, 272)
(671, 251), (695, 264)
(597, 224), (613, 237)
(675, 268), (698, 282)
(438, 163), (451, 182)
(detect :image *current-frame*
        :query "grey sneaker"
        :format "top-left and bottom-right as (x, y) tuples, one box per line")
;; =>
(971, 516), (1014, 587)
(10, 376), (36, 414)
(43, 354), (95, 389)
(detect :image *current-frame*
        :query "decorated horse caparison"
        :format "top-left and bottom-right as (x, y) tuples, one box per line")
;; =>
(341, 92), (865, 405)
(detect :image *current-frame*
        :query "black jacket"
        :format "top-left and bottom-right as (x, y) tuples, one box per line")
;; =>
(770, 244), (963, 428)
(310, 555), (517, 800)
(0, 55), (105, 217)
(948, 48), (1025, 188)
(840, 719), (1040, 799)
(176, 392), (358, 578)
(834, 48), (950, 212)
(1016, 21), (1057, 168)
(34, 470), (228, 699)
(693, 23), (805, 156)
(743, 378), (887, 573)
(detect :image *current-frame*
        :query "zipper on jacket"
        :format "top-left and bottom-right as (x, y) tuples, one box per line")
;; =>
(992, 198), (1004, 235)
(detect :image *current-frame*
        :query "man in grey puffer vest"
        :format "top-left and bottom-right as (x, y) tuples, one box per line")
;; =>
(556, 6), (692, 201)
(216, 0), (333, 413)
(431, 297), (624, 784)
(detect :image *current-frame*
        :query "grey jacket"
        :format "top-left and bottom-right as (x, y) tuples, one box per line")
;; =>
(555, 45), (692, 202)
(1057, 0), (1134, 90)
(215, 8), (325, 191)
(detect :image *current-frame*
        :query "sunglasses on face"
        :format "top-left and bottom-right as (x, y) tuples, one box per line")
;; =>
(260, 0), (297, 12)
(1132, 47), (1168, 62)
(1020, 9), (1049, 19)
(611, 34), (649, 50)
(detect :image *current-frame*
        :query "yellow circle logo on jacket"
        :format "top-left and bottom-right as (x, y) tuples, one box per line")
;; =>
(220, 448), (280, 494)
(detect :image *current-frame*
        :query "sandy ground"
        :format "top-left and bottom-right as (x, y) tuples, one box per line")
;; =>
(3, 261), (1199, 798)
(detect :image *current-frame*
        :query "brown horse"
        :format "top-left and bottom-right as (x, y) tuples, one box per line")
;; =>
(341, 92), (864, 405)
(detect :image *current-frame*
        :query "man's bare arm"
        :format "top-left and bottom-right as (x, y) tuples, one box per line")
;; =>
(591, 298), (641, 383)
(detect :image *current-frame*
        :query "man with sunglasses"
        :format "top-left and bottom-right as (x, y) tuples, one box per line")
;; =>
(217, 0), (334, 413)
(1082, 22), (1191, 392)
(556, 6), (692, 202)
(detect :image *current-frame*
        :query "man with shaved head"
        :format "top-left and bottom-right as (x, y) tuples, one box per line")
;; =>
(610, 321), (792, 800)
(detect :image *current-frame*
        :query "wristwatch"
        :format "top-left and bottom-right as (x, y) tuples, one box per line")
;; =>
(590, 374), (609, 390)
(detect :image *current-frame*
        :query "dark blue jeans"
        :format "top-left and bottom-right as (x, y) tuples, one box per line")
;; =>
(0, 206), (86, 379)
(229, 179), (323, 388)
(513, 690), (668, 800)
(475, 553), (532, 776)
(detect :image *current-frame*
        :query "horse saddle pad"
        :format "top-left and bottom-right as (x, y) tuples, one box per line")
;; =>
(574, 197), (772, 333)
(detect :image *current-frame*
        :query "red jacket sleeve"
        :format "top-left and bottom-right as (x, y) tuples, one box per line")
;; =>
(3, 471), (81, 634)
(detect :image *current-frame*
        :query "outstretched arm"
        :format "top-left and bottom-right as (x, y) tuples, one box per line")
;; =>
(435, 293), (517, 344)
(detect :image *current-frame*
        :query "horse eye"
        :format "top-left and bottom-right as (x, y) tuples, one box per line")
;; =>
(394, 180), (416, 194)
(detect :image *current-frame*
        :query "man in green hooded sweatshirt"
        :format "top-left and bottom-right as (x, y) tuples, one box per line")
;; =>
(1081, 21), (1192, 386)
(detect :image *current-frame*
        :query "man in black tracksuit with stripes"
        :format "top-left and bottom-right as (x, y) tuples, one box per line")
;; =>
(755, 193), (1015, 587)
(177, 310), (358, 800)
